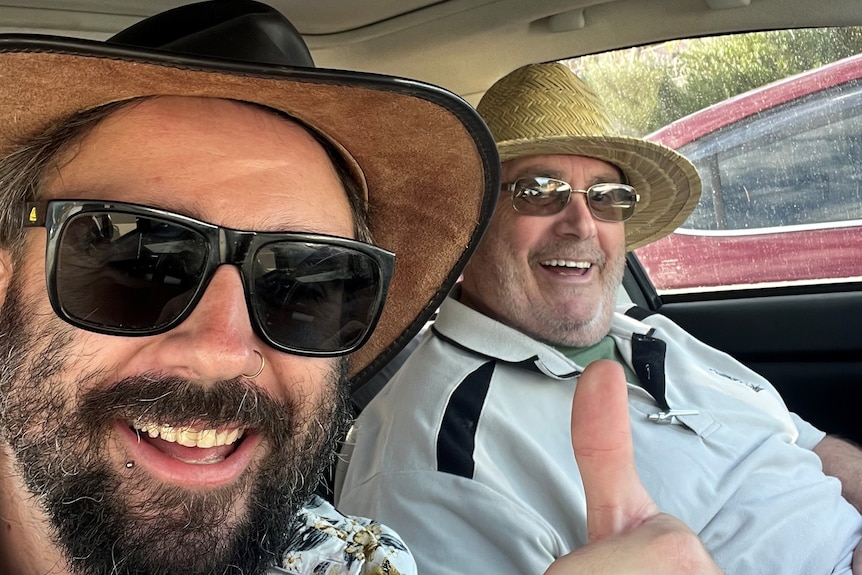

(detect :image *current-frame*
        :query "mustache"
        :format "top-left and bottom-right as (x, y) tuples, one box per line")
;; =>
(532, 240), (607, 267)
(78, 375), (296, 439)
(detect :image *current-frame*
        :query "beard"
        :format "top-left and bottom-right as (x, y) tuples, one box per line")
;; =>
(467, 235), (626, 348)
(0, 275), (352, 575)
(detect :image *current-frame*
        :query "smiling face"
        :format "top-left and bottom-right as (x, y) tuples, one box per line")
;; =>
(0, 97), (355, 575)
(460, 154), (627, 348)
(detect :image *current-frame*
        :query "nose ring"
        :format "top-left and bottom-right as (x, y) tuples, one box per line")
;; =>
(242, 350), (266, 379)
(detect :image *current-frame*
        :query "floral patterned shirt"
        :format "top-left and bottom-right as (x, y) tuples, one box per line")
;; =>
(267, 495), (417, 575)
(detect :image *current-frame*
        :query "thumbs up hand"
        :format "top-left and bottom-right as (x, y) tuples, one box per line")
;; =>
(544, 360), (723, 575)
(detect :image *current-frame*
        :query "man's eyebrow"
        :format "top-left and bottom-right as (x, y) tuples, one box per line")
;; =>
(510, 167), (565, 180)
(588, 172), (625, 185)
(510, 167), (625, 185)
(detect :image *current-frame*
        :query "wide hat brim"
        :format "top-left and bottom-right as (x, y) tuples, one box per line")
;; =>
(0, 37), (499, 389)
(498, 134), (700, 250)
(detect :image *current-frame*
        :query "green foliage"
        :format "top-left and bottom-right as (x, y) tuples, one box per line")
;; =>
(566, 27), (862, 136)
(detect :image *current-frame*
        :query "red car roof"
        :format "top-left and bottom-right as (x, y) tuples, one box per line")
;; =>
(647, 52), (862, 148)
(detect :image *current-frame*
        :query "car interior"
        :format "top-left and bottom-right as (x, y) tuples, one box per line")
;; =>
(3, 0), (861, 443)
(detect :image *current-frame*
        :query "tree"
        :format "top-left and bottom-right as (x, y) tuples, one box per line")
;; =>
(567, 27), (862, 136)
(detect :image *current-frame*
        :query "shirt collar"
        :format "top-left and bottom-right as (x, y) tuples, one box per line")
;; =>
(433, 291), (657, 380)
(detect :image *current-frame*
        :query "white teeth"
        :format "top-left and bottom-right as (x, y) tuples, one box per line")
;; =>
(132, 422), (244, 448)
(198, 429), (216, 448)
(541, 259), (591, 268)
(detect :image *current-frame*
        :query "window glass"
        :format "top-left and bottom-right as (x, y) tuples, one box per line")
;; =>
(681, 81), (862, 231)
(562, 28), (862, 293)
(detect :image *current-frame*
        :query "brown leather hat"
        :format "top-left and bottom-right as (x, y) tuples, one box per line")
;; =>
(0, 0), (499, 388)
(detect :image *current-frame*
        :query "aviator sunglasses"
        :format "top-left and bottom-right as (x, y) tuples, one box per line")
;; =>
(23, 200), (395, 357)
(505, 176), (640, 221)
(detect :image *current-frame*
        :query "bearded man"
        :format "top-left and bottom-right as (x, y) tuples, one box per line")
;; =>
(0, 1), (498, 573)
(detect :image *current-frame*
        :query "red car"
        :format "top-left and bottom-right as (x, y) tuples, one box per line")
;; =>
(636, 53), (862, 292)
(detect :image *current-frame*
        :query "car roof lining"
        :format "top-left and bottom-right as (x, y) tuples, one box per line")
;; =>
(4, 0), (862, 104)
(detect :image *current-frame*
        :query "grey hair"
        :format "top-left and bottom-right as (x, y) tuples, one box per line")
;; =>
(0, 101), (131, 258)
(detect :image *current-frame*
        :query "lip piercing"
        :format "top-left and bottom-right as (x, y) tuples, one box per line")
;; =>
(125, 461), (135, 469)
(242, 350), (266, 379)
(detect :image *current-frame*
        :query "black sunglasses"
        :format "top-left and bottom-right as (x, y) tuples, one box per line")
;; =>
(22, 200), (395, 357)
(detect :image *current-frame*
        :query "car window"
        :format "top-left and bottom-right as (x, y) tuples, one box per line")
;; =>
(682, 79), (862, 231)
(563, 28), (862, 294)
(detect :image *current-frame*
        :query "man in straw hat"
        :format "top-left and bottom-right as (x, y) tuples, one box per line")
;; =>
(0, 0), (741, 571)
(0, 0), (505, 573)
(338, 62), (862, 574)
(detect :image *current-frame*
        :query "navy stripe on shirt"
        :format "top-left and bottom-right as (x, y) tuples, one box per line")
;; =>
(436, 361), (495, 479)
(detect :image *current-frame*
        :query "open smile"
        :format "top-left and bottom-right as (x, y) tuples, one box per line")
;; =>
(540, 258), (594, 277)
(133, 421), (245, 451)
(118, 420), (261, 486)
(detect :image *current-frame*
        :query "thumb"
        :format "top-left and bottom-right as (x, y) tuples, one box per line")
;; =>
(571, 359), (658, 542)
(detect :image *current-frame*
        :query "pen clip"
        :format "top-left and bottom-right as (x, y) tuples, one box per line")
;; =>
(647, 409), (700, 424)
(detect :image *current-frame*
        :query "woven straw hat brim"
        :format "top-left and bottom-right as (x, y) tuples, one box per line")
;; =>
(0, 38), (499, 388)
(497, 134), (701, 250)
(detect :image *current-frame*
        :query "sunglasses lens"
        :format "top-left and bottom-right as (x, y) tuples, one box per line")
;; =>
(252, 241), (384, 353)
(588, 183), (639, 221)
(55, 211), (208, 332)
(511, 177), (570, 215)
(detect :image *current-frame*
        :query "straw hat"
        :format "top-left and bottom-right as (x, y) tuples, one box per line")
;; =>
(0, 0), (499, 389)
(477, 62), (700, 250)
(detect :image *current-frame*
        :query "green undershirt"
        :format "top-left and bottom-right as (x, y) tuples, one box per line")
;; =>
(555, 335), (639, 384)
